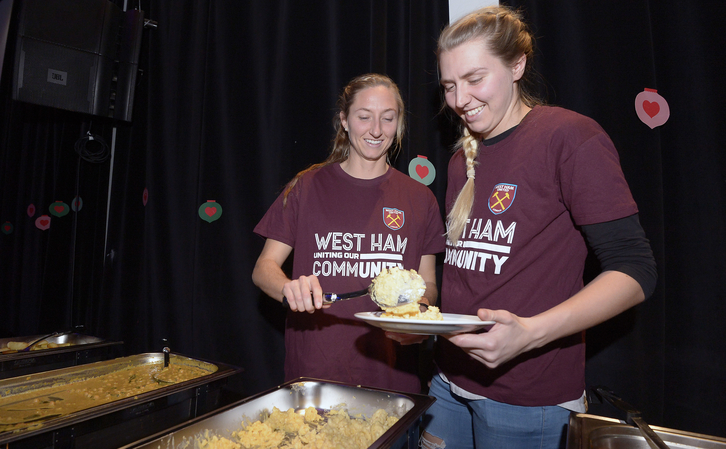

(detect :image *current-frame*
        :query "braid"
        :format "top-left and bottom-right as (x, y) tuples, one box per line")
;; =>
(446, 128), (479, 244)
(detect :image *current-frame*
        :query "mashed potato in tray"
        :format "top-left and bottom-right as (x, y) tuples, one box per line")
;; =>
(197, 406), (398, 449)
(369, 267), (426, 307)
(381, 301), (443, 320)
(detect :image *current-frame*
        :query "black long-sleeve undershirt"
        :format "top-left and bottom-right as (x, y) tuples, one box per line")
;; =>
(580, 213), (657, 299)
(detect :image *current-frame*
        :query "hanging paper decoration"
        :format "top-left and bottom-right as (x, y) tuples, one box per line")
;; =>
(143, 188), (149, 206)
(35, 215), (51, 230)
(71, 196), (83, 212)
(2, 221), (12, 235)
(635, 88), (670, 129)
(408, 155), (436, 186)
(49, 201), (70, 217)
(199, 200), (222, 223)
(27, 204), (36, 217)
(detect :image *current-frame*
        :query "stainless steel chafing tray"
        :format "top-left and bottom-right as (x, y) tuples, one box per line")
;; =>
(567, 413), (726, 449)
(0, 352), (242, 449)
(0, 333), (123, 379)
(122, 377), (436, 449)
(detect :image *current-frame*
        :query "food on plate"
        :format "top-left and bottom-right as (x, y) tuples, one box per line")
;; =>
(196, 406), (398, 449)
(369, 267), (426, 307)
(369, 267), (443, 320)
(381, 301), (444, 320)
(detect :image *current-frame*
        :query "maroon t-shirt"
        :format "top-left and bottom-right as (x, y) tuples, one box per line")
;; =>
(439, 106), (638, 405)
(255, 163), (445, 393)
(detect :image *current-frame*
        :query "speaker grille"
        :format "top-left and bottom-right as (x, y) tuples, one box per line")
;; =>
(11, 0), (143, 121)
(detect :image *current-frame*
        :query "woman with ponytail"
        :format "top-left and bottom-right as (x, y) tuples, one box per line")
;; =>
(252, 74), (445, 393)
(420, 6), (657, 448)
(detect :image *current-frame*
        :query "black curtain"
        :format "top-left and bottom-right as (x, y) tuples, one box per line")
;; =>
(0, 0), (451, 398)
(1, 0), (724, 438)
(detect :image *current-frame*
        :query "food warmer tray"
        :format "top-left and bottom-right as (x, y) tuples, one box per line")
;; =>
(122, 377), (436, 449)
(0, 352), (242, 449)
(0, 333), (123, 379)
(567, 413), (726, 449)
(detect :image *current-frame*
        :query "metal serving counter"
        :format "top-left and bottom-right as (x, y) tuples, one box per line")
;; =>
(0, 352), (242, 449)
(567, 414), (726, 449)
(123, 377), (436, 449)
(0, 333), (123, 379)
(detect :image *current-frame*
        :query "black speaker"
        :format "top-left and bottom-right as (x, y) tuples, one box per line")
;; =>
(11, 0), (144, 121)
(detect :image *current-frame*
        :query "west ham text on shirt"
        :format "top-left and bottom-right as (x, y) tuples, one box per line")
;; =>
(445, 218), (515, 274)
(312, 232), (408, 278)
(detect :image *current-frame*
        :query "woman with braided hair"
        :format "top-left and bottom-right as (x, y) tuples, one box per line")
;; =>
(419, 6), (657, 449)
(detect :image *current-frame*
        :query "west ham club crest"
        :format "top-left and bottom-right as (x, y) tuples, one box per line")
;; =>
(489, 183), (517, 215)
(383, 207), (405, 230)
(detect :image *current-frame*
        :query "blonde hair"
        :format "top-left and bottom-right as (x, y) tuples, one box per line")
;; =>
(438, 6), (540, 243)
(282, 73), (405, 206)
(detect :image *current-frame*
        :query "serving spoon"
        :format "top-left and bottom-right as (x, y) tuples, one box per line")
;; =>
(153, 345), (175, 385)
(282, 268), (425, 308)
(21, 330), (70, 352)
(283, 286), (412, 308)
(19, 325), (84, 352)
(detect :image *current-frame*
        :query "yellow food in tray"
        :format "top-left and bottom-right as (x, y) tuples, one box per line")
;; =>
(198, 406), (398, 449)
(0, 340), (72, 353)
(0, 362), (209, 434)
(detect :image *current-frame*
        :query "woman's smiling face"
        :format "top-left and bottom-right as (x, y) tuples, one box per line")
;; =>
(341, 85), (399, 165)
(439, 38), (526, 139)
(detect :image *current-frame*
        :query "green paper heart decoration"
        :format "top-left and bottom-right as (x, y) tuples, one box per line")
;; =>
(199, 200), (222, 223)
(408, 155), (436, 185)
(71, 196), (83, 212)
(50, 201), (70, 217)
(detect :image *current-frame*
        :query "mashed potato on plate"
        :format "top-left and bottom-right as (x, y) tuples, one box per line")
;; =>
(380, 301), (443, 320)
(369, 267), (443, 320)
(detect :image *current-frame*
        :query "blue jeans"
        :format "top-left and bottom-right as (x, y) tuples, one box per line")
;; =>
(421, 374), (570, 449)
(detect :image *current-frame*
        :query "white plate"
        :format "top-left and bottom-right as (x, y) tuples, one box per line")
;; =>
(355, 312), (494, 335)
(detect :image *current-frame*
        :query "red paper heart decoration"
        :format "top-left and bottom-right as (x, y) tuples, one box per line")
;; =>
(205, 207), (217, 217)
(415, 165), (429, 179)
(35, 215), (51, 230)
(643, 101), (660, 118)
(635, 88), (670, 129)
